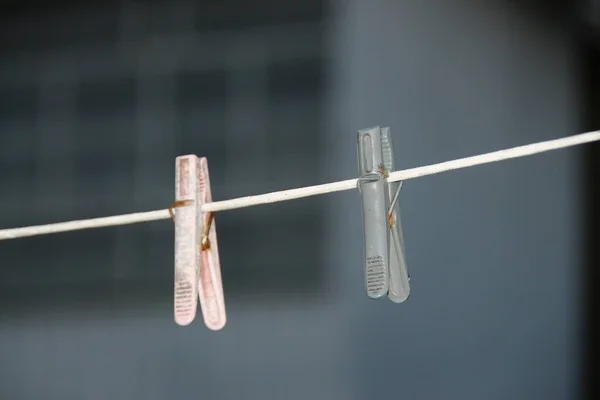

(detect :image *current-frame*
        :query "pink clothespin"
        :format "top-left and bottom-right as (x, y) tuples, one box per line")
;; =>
(171, 155), (227, 330)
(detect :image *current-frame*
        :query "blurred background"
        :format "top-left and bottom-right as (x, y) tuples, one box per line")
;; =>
(0, 0), (598, 399)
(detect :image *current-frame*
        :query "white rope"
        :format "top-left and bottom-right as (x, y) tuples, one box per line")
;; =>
(1, 130), (598, 241)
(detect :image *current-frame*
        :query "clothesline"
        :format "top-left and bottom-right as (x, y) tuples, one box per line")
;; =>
(0, 130), (598, 241)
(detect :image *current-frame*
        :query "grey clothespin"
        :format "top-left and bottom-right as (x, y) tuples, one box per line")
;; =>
(357, 126), (410, 302)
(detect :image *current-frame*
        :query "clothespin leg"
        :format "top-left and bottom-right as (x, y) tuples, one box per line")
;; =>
(173, 155), (201, 326)
(357, 127), (391, 299)
(197, 157), (227, 330)
(381, 127), (410, 303)
(387, 194), (410, 303)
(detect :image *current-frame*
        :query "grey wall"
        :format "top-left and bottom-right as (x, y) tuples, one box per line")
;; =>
(325, 0), (582, 399)
(0, 1), (582, 399)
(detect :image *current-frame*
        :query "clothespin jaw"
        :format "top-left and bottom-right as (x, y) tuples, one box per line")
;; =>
(357, 126), (410, 303)
(172, 155), (226, 330)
